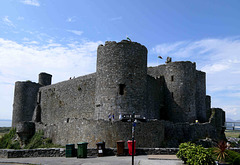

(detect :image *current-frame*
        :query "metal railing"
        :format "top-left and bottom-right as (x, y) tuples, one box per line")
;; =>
(225, 122), (240, 131)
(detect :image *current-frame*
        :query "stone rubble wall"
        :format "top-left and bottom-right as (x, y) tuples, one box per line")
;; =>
(2, 147), (240, 158)
(0, 148), (179, 158)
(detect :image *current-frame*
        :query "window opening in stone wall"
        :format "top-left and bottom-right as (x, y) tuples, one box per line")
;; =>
(37, 92), (41, 104)
(119, 84), (126, 95)
(171, 92), (174, 99)
(171, 75), (174, 81)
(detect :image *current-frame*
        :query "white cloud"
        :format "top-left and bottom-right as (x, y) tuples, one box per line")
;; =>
(2, 16), (15, 27)
(21, 0), (40, 6)
(152, 37), (240, 69)
(151, 37), (240, 75)
(109, 16), (122, 21)
(67, 30), (83, 36)
(152, 41), (187, 57)
(219, 105), (240, 120)
(23, 40), (39, 45)
(17, 16), (24, 20)
(0, 38), (103, 119)
(201, 63), (230, 73)
(66, 17), (76, 23)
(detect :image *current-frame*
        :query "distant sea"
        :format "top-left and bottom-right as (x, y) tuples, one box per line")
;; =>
(0, 120), (12, 127)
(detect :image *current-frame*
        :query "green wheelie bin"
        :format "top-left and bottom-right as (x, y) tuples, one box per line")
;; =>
(77, 142), (88, 158)
(66, 144), (75, 157)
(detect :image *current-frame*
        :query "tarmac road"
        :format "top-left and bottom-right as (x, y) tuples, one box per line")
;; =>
(0, 155), (183, 165)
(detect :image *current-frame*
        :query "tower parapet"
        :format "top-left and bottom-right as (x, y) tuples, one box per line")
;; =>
(38, 72), (52, 86)
(94, 40), (148, 120)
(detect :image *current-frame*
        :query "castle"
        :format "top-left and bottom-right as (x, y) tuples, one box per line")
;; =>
(12, 40), (226, 148)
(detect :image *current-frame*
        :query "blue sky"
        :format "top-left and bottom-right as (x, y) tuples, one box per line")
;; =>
(0, 0), (240, 121)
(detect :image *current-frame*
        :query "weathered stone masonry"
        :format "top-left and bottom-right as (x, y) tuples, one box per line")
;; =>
(12, 40), (226, 148)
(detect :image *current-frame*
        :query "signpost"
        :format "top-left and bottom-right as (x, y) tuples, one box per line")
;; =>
(120, 112), (146, 165)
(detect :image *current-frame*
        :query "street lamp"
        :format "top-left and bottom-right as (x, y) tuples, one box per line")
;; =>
(120, 112), (147, 165)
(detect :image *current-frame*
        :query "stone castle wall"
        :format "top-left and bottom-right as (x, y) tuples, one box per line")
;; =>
(35, 119), (220, 148)
(36, 119), (165, 148)
(39, 73), (96, 124)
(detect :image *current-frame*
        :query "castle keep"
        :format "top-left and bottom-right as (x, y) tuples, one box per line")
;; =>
(12, 40), (226, 148)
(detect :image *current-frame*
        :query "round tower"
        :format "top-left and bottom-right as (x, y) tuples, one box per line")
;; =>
(12, 81), (41, 127)
(94, 40), (148, 120)
(164, 61), (197, 123)
(38, 72), (52, 86)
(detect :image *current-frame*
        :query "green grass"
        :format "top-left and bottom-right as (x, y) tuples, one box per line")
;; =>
(225, 130), (240, 138)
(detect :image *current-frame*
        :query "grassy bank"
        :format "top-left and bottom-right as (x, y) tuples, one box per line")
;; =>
(0, 127), (11, 138)
(0, 128), (63, 149)
(225, 130), (240, 138)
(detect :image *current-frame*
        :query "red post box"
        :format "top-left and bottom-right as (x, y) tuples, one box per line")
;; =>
(127, 140), (136, 156)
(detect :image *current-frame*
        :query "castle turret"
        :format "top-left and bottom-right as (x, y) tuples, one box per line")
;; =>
(12, 81), (41, 127)
(164, 61), (197, 123)
(196, 71), (207, 122)
(206, 95), (211, 121)
(94, 40), (148, 120)
(38, 72), (52, 86)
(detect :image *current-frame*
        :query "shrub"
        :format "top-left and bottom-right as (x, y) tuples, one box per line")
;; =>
(25, 130), (63, 149)
(0, 128), (20, 149)
(177, 142), (195, 163)
(233, 156), (240, 165)
(177, 142), (214, 165)
(213, 141), (230, 163)
(186, 145), (214, 165)
(225, 150), (240, 164)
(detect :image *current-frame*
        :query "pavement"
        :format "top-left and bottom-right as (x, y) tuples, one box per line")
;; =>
(0, 155), (183, 165)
